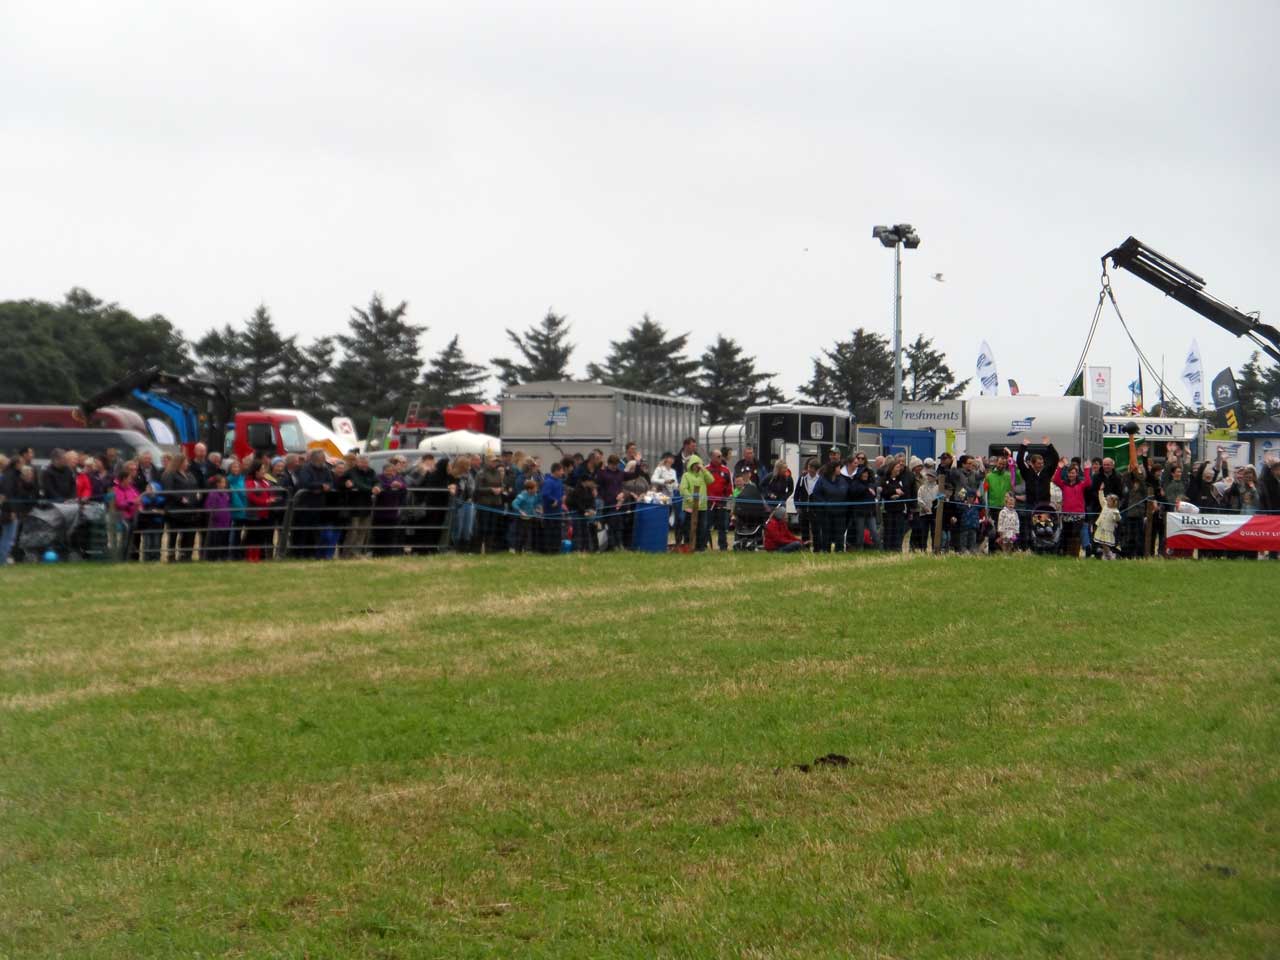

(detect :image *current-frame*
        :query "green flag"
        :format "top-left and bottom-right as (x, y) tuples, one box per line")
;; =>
(1065, 371), (1084, 397)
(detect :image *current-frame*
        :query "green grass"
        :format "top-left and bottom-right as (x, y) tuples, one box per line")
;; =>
(2, 554), (1277, 958)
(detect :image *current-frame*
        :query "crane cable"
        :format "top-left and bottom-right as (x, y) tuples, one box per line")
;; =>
(1066, 277), (1107, 391)
(1100, 264), (1187, 409)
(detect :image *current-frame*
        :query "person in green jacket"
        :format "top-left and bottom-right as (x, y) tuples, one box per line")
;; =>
(679, 454), (710, 551)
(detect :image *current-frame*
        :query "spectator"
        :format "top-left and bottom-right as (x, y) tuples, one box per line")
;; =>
(763, 459), (794, 512)
(996, 493), (1020, 553)
(983, 452), (1015, 518)
(1119, 438), (1149, 559)
(135, 449), (161, 493)
(881, 460), (912, 553)
(949, 488), (979, 554)
(539, 460), (566, 553)
(448, 454), (476, 551)
(597, 454), (626, 551)
(320, 459), (351, 559)
(41, 449), (77, 502)
(226, 457), (247, 560)
(243, 459), (276, 562)
(204, 475), (233, 561)
(679, 454), (710, 551)
(764, 506), (805, 553)
(650, 453), (677, 496)
(674, 436), (698, 480)
(567, 477), (599, 552)
(292, 450), (334, 558)
(793, 458), (821, 552)
(161, 454), (199, 562)
(847, 464), (879, 551)
(372, 460), (408, 555)
(1095, 494), (1121, 559)
(5, 463), (39, 563)
(474, 453), (506, 553)
(112, 461), (142, 560)
(345, 454), (379, 556)
(912, 464), (940, 554)
(511, 479), (541, 553)
(733, 446), (761, 485)
(1053, 459), (1087, 557)
(620, 458), (650, 547)
(0, 455), (17, 565)
(136, 470), (165, 563)
(1015, 436), (1061, 509)
(815, 460), (849, 553)
(704, 450), (734, 552)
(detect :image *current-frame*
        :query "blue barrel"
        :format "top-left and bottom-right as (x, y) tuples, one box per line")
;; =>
(632, 502), (670, 553)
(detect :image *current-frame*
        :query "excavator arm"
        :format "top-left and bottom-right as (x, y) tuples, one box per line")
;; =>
(79, 367), (233, 454)
(1104, 236), (1280, 364)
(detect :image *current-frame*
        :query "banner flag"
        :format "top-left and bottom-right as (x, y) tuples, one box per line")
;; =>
(1211, 367), (1242, 430)
(1065, 371), (1084, 397)
(1181, 339), (1205, 409)
(1166, 512), (1280, 552)
(977, 342), (999, 396)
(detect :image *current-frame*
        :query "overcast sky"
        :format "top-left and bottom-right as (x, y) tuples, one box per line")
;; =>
(4, 1), (1278, 409)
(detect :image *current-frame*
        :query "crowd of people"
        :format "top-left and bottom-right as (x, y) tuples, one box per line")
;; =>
(1, 431), (1278, 565)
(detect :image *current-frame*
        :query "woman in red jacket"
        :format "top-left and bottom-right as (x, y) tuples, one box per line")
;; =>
(242, 459), (276, 562)
(1052, 459), (1087, 557)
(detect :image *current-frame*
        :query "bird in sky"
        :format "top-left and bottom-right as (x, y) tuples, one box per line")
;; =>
(931, 272), (945, 282)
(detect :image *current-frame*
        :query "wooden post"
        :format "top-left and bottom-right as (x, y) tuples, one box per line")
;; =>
(932, 494), (944, 554)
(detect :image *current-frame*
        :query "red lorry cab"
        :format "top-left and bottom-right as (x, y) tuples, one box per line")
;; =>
(230, 412), (308, 460)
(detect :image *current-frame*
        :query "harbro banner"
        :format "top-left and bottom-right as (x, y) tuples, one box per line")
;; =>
(1166, 512), (1280, 552)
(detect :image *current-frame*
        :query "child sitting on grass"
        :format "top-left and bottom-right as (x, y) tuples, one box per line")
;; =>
(763, 506), (806, 553)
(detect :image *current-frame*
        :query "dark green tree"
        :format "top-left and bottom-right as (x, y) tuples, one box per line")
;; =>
(0, 289), (192, 403)
(194, 324), (246, 407)
(491, 310), (575, 385)
(280, 337), (339, 419)
(798, 327), (894, 422)
(421, 335), (489, 409)
(904, 334), (969, 401)
(330, 294), (425, 432)
(585, 314), (698, 395)
(691, 335), (779, 423)
(1235, 352), (1280, 426)
(239, 305), (294, 407)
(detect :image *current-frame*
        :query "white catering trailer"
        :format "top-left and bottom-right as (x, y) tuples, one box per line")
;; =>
(965, 396), (1105, 463)
(499, 381), (700, 466)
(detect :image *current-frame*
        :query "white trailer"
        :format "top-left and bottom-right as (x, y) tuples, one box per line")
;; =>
(499, 381), (700, 466)
(699, 423), (745, 460)
(965, 396), (1104, 463)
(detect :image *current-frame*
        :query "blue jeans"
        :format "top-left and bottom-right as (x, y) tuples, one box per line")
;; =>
(772, 540), (803, 553)
(709, 507), (729, 550)
(848, 511), (878, 550)
(0, 517), (17, 562)
(451, 501), (475, 545)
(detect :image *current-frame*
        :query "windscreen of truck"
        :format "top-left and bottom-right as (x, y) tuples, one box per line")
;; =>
(277, 419), (305, 451)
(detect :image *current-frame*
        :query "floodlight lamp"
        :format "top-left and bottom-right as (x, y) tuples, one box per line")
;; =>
(872, 225), (891, 240)
(903, 234), (921, 250)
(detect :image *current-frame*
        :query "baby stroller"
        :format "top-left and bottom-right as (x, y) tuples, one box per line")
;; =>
(731, 481), (768, 551)
(1027, 505), (1062, 556)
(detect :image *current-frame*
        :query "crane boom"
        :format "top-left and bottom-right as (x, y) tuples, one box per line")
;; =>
(1104, 236), (1280, 363)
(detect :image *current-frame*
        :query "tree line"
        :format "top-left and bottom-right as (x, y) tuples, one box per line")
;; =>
(16, 287), (1276, 433)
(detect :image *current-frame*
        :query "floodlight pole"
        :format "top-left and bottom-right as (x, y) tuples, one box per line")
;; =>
(892, 240), (903, 431)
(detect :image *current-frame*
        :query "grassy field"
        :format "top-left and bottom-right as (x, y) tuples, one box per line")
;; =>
(2, 553), (1277, 959)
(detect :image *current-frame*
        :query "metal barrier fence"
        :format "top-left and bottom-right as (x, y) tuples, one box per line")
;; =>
(4, 486), (456, 563)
